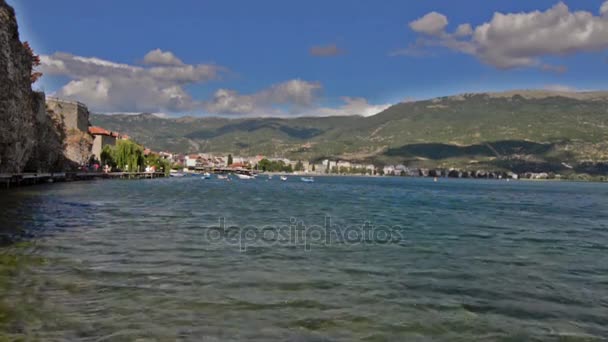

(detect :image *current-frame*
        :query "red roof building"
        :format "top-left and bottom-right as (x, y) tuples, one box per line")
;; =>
(88, 126), (112, 136)
(89, 126), (118, 161)
(229, 162), (249, 169)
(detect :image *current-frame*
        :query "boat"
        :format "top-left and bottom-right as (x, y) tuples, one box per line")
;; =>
(201, 172), (211, 179)
(235, 173), (254, 180)
(280, 176), (288, 181)
(170, 172), (185, 177)
(268, 175), (273, 180)
(301, 177), (314, 183)
(217, 174), (228, 180)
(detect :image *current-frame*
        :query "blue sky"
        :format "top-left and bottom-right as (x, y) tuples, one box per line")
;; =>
(10, 0), (608, 116)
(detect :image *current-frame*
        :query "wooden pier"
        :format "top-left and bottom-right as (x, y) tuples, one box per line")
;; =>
(0, 172), (166, 189)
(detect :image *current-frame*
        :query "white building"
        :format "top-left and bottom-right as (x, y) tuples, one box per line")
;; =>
(336, 161), (352, 169)
(185, 155), (200, 168)
(383, 165), (395, 175)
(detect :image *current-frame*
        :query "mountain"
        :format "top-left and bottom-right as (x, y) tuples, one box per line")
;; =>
(91, 90), (608, 175)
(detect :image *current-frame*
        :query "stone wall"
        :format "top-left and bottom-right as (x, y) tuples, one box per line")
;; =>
(0, 0), (36, 173)
(46, 97), (93, 168)
(22, 92), (66, 172)
(92, 134), (116, 161)
(46, 97), (90, 132)
(64, 130), (92, 167)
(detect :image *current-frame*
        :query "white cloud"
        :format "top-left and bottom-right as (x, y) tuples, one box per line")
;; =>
(41, 51), (390, 117)
(143, 48), (184, 66)
(204, 79), (322, 115)
(311, 97), (392, 117)
(601, 1), (608, 17)
(543, 84), (594, 92)
(204, 83), (390, 117)
(454, 23), (473, 37)
(204, 89), (256, 114)
(409, 12), (448, 36)
(403, 2), (608, 70)
(39, 50), (223, 112)
(544, 84), (578, 92)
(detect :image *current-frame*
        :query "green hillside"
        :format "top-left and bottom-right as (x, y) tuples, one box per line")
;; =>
(91, 90), (608, 175)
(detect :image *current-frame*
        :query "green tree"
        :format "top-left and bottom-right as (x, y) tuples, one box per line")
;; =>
(145, 153), (172, 175)
(100, 145), (115, 167)
(112, 140), (144, 172)
(227, 154), (233, 166)
(258, 158), (271, 171)
(294, 160), (304, 171)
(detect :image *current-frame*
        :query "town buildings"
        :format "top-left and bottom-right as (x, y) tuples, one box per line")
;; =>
(89, 126), (118, 161)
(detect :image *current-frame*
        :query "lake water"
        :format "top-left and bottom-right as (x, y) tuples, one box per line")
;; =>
(1, 176), (607, 341)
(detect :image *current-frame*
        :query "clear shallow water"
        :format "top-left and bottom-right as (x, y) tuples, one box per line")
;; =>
(1, 176), (607, 341)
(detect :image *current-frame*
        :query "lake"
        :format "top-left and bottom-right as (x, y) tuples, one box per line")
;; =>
(1, 176), (607, 341)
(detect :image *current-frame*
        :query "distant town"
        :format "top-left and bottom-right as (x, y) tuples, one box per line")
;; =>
(44, 96), (553, 181)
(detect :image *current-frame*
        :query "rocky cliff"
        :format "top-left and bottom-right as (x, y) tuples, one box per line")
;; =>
(0, 0), (64, 173)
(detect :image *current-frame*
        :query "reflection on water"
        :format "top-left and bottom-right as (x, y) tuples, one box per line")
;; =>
(1, 177), (608, 341)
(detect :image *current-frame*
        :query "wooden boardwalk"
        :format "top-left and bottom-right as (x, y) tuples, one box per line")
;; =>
(0, 172), (166, 188)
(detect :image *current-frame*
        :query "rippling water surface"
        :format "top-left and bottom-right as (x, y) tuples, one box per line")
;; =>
(1, 176), (607, 341)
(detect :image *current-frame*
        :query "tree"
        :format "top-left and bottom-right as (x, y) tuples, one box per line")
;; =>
(113, 140), (144, 172)
(294, 160), (304, 171)
(145, 153), (172, 176)
(23, 42), (42, 83)
(227, 154), (233, 166)
(258, 158), (271, 171)
(100, 145), (115, 167)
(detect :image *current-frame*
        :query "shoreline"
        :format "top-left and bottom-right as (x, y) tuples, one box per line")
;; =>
(2, 170), (606, 189)
(256, 171), (608, 183)
(0, 171), (166, 189)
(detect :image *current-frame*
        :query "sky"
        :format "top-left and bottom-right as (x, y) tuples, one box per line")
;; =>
(10, 0), (608, 117)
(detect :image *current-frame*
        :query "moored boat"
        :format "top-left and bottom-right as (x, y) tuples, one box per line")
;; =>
(301, 177), (314, 183)
(280, 176), (288, 181)
(235, 173), (254, 180)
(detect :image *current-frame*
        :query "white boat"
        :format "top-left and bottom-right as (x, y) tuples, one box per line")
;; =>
(201, 172), (211, 179)
(170, 172), (185, 177)
(301, 177), (314, 183)
(268, 175), (273, 180)
(280, 176), (288, 181)
(217, 174), (228, 180)
(235, 173), (254, 180)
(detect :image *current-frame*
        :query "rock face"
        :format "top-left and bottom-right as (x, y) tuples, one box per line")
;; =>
(0, 0), (64, 173)
(0, 0), (36, 173)
(23, 92), (66, 172)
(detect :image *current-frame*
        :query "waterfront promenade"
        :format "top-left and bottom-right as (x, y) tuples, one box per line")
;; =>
(0, 172), (166, 188)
